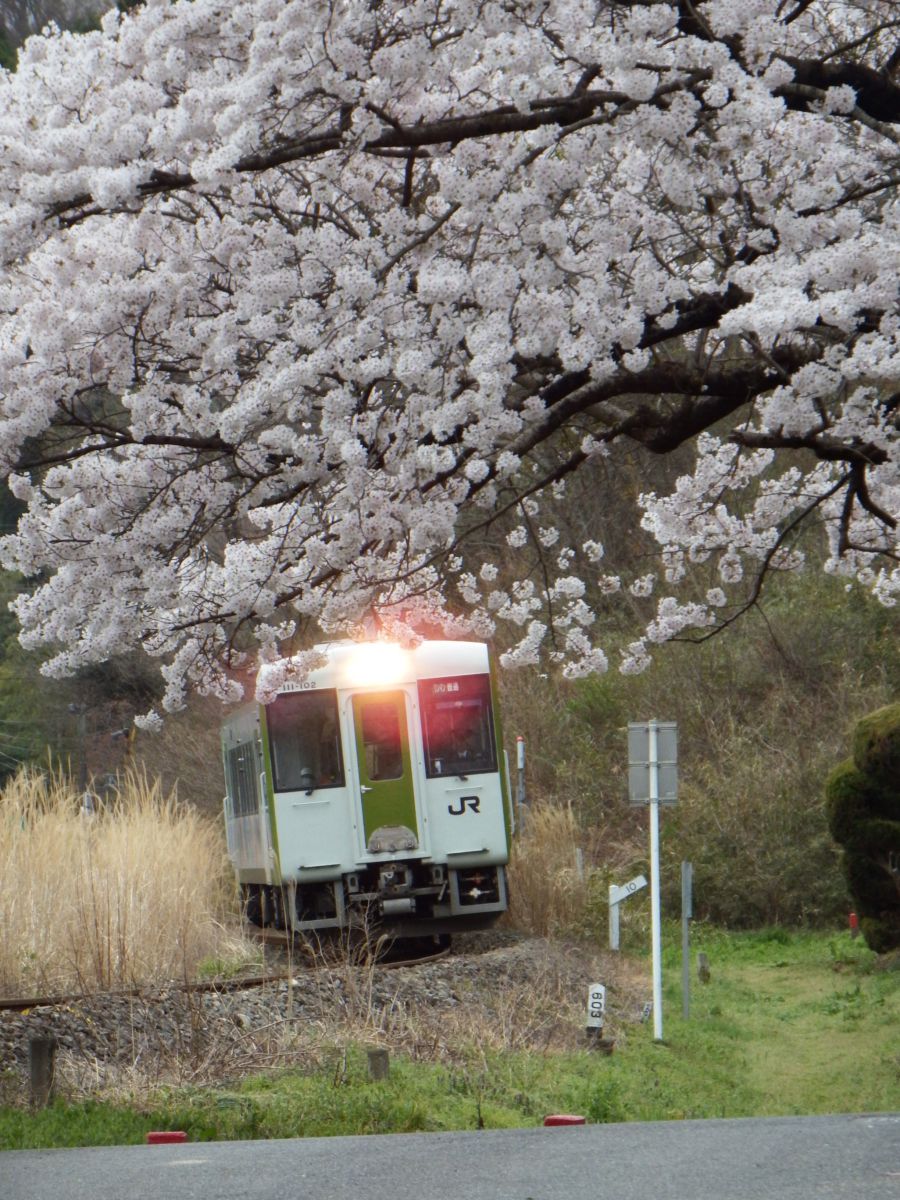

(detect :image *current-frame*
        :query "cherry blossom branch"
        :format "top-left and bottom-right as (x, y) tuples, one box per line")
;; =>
(46, 62), (898, 231)
(672, 473), (851, 644)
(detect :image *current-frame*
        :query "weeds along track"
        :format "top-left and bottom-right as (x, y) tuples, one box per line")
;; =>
(0, 936), (613, 1097)
(0, 932), (453, 1015)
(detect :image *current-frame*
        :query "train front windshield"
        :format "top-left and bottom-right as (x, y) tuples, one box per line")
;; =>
(267, 690), (344, 791)
(419, 674), (497, 778)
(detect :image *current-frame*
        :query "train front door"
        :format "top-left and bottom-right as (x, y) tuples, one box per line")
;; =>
(350, 691), (421, 855)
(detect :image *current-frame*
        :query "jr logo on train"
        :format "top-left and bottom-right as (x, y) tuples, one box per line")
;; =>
(222, 641), (512, 937)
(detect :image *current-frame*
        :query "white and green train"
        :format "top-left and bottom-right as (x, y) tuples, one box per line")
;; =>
(222, 640), (512, 937)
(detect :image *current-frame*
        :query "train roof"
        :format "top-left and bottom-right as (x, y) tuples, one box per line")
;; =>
(274, 639), (492, 694)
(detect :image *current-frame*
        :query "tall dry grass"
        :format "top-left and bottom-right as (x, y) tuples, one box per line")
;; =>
(507, 801), (645, 938)
(508, 804), (591, 937)
(0, 766), (237, 996)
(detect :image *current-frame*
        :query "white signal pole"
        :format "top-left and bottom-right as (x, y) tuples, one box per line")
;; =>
(648, 720), (663, 1042)
(627, 718), (676, 1045)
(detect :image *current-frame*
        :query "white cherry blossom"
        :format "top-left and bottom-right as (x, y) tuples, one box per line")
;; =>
(0, 0), (895, 702)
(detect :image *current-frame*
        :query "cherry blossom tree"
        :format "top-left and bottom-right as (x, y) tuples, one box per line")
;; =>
(0, 0), (896, 715)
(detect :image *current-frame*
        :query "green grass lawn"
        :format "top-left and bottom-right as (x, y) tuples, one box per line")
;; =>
(1, 928), (897, 1148)
(657, 926), (900, 1118)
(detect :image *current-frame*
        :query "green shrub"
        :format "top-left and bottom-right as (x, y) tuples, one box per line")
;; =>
(827, 708), (900, 954)
(825, 760), (882, 848)
(853, 703), (900, 793)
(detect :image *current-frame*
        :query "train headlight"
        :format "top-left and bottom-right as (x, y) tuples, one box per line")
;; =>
(342, 641), (408, 688)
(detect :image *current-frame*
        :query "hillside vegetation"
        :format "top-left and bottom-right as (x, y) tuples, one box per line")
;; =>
(502, 571), (900, 931)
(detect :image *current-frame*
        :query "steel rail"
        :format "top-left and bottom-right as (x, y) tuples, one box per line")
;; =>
(0, 938), (452, 1013)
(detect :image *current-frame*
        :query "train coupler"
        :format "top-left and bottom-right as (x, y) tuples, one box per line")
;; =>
(378, 862), (413, 895)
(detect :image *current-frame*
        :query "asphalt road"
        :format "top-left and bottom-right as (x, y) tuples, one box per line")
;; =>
(2, 1113), (899, 1200)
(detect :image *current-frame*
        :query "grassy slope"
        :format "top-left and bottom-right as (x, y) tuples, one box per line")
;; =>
(1, 929), (897, 1149)
(633, 927), (900, 1120)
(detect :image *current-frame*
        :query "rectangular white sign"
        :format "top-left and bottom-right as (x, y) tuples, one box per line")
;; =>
(627, 721), (678, 806)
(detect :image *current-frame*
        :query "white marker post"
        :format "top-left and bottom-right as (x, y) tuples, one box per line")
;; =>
(586, 983), (606, 1038)
(608, 874), (648, 951)
(627, 720), (678, 1045)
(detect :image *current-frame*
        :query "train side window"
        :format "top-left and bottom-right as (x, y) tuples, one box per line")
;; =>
(358, 697), (404, 781)
(266, 690), (344, 792)
(226, 741), (260, 816)
(418, 674), (497, 778)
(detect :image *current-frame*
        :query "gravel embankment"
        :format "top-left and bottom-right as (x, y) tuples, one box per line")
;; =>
(0, 935), (635, 1097)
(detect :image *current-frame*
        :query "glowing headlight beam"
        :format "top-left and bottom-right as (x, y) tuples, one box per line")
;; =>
(340, 642), (409, 689)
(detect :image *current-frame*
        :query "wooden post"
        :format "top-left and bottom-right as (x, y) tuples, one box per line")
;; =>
(29, 1037), (56, 1107)
(367, 1048), (390, 1081)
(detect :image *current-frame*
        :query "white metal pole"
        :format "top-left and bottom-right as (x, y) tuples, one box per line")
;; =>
(648, 720), (663, 1041)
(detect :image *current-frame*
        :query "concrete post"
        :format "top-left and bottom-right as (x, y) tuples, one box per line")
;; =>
(29, 1038), (56, 1107)
(367, 1048), (390, 1081)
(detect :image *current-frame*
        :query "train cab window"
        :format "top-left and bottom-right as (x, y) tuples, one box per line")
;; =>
(266, 690), (344, 792)
(419, 674), (497, 778)
(357, 696), (405, 781)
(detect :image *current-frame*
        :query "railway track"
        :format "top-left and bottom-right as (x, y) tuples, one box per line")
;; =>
(0, 933), (452, 1014)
